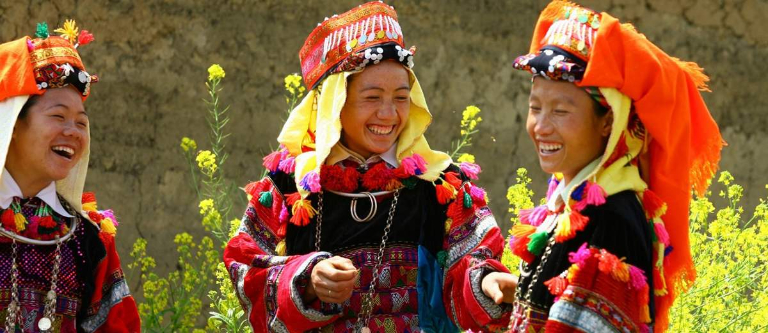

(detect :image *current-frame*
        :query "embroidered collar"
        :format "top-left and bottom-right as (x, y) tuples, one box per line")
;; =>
(326, 142), (400, 169)
(0, 169), (73, 217)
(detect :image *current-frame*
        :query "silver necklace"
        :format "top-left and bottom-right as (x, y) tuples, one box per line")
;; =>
(315, 189), (401, 333)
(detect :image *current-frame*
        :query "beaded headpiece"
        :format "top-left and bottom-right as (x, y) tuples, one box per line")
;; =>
(299, 1), (414, 90)
(28, 20), (98, 98)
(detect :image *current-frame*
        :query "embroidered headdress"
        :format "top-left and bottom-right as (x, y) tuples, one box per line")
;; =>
(511, 1), (723, 329)
(0, 20), (98, 214)
(267, 1), (452, 222)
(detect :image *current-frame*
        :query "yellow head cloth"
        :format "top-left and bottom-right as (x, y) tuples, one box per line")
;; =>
(278, 66), (451, 197)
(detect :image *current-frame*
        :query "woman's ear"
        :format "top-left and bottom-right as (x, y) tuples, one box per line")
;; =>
(601, 111), (614, 137)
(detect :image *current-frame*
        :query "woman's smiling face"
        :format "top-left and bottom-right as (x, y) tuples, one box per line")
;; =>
(339, 60), (411, 159)
(526, 77), (612, 184)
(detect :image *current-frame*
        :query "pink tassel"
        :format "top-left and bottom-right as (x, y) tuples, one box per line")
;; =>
(279, 205), (289, 224)
(469, 185), (486, 205)
(585, 182), (607, 206)
(529, 205), (548, 227)
(262, 151), (282, 172)
(628, 265), (648, 290)
(459, 162), (481, 180)
(573, 199), (588, 212)
(568, 243), (592, 267)
(278, 157), (296, 174)
(518, 208), (533, 225)
(654, 219), (670, 246)
(299, 171), (322, 193)
(546, 177), (558, 200)
(102, 209), (118, 226)
(402, 154), (428, 176)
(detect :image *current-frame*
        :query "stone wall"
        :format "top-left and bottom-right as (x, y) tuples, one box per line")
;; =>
(1, 0), (766, 285)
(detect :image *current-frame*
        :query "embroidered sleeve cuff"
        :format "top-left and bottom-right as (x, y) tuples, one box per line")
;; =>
(289, 252), (342, 320)
(469, 262), (512, 321)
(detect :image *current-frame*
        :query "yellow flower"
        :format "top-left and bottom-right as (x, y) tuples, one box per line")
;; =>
(457, 153), (475, 163)
(284, 73), (305, 96)
(180, 137), (197, 152)
(196, 150), (218, 175)
(198, 199), (214, 215)
(207, 64), (226, 81)
(54, 19), (78, 43)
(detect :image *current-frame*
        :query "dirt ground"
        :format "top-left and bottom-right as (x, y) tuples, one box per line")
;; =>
(1, 0), (766, 288)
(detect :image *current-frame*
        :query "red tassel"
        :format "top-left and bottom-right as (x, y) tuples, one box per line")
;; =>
(446, 196), (473, 224)
(276, 222), (287, 238)
(81, 192), (97, 204)
(361, 163), (393, 191)
(436, 183), (455, 205)
(243, 181), (261, 197)
(511, 235), (536, 264)
(444, 172), (462, 188)
(286, 192), (302, 206)
(569, 210), (589, 234)
(2, 209), (16, 232)
(543, 276), (568, 296)
(88, 211), (103, 223)
(290, 207), (310, 226)
(262, 151), (282, 172)
(642, 189), (667, 219)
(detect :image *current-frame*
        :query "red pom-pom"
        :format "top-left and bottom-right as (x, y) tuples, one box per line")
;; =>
(544, 276), (569, 296)
(361, 163), (393, 191)
(77, 30), (94, 46)
(243, 181), (261, 197)
(276, 221), (287, 238)
(2, 209), (16, 232)
(38, 216), (56, 228)
(286, 192), (302, 206)
(511, 235), (536, 264)
(290, 206), (310, 226)
(82, 192), (96, 204)
(88, 210), (103, 223)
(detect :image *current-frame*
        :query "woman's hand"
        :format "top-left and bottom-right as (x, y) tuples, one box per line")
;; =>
(481, 272), (518, 304)
(304, 256), (359, 304)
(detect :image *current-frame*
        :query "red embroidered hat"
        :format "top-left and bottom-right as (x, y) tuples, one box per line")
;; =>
(299, 1), (414, 90)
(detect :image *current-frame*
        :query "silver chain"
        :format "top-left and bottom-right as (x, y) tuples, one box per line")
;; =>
(510, 231), (556, 332)
(6, 239), (21, 332)
(314, 189), (401, 333)
(39, 237), (63, 332)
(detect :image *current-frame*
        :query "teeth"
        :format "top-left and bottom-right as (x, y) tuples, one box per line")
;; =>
(540, 143), (562, 151)
(52, 146), (74, 156)
(368, 125), (394, 135)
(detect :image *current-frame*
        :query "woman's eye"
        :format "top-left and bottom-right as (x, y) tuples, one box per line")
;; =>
(51, 114), (65, 120)
(395, 96), (409, 101)
(554, 109), (569, 115)
(364, 96), (380, 101)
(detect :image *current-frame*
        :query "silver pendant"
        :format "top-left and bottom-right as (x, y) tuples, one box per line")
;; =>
(38, 317), (52, 331)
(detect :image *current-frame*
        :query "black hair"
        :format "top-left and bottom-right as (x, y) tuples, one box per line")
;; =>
(18, 95), (40, 120)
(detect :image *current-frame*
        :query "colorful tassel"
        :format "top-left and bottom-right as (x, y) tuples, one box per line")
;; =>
(628, 265), (648, 290)
(35, 22), (49, 39)
(262, 150), (282, 173)
(597, 249), (621, 274)
(436, 250), (448, 267)
(244, 181), (260, 198)
(511, 223), (537, 239)
(529, 205), (549, 227)
(568, 243), (592, 267)
(546, 177), (559, 199)
(518, 208), (534, 225)
(463, 191), (472, 208)
(275, 240), (286, 256)
(77, 30), (94, 46)
(585, 182), (607, 206)
(100, 218), (117, 235)
(553, 213), (572, 242)
(469, 186), (487, 206)
(653, 218), (671, 246)
(300, 171), (322, 193)
(276, 222), (287, 238)
(459, 162), (481, 180)
(611, 262), (630, 282)
(642, 189), (667, 219)
(436, 182), (456, 205)
(573, 199), (588, 212)
(278, 156), (296, 174)
(402, 154), (427, 176)
(279, 205), (289, 224)
(527, 231), (549, 255)
(511, 235), (536, 264)
(290, 199), (317, 226)
(653, 267), (668, 296)
(26, 39), (35, 52)
(569, 210), (589, 232)
(14, 213), (26, 232)
(258, 191), (273, 207)
(444, 172), (462, 188)
(543, 276), (568, 296)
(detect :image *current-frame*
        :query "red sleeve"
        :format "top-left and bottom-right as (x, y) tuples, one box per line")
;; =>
(85, 232), (141, 332)
(441, 181), (512, 332)
(224, 178), (341, 332)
